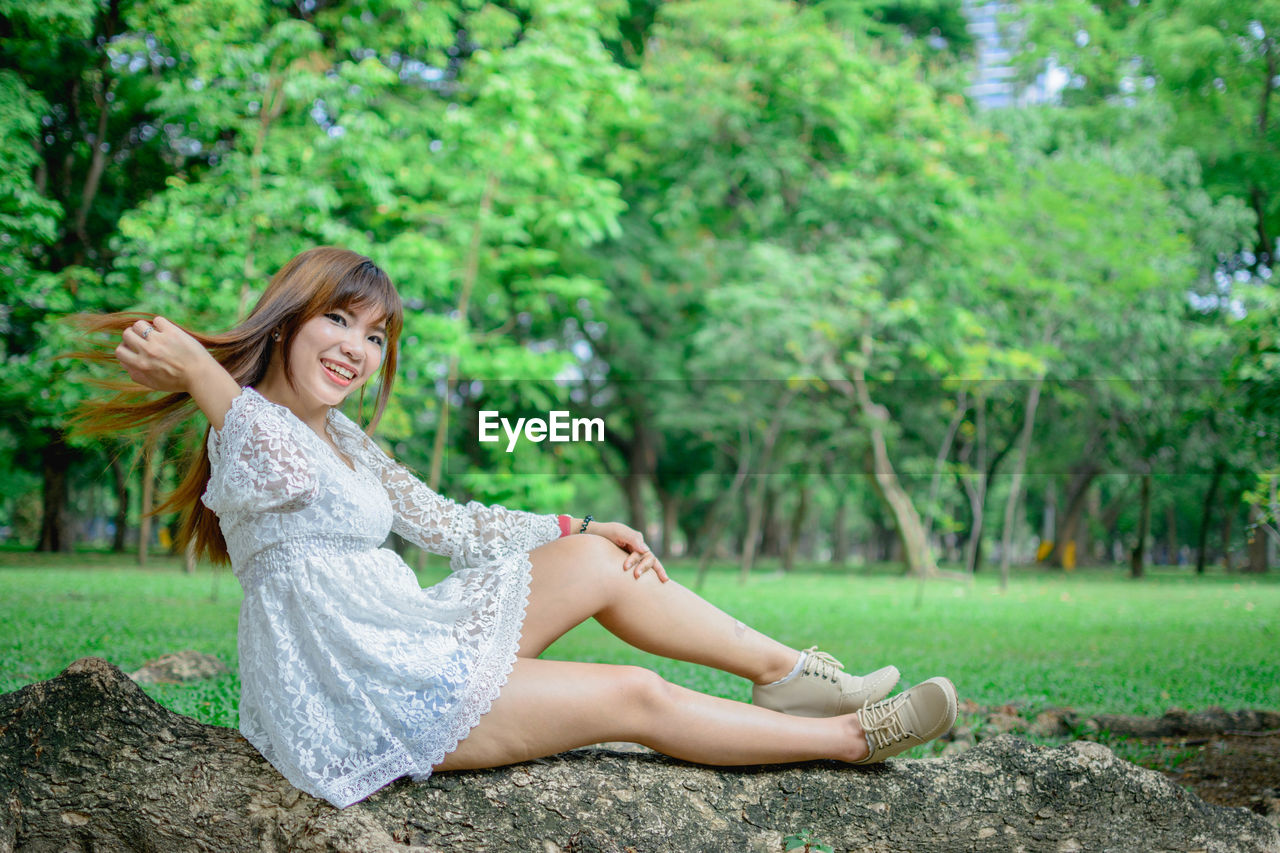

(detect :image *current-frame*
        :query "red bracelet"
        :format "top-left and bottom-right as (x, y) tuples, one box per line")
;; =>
(558, 515), (572, 538)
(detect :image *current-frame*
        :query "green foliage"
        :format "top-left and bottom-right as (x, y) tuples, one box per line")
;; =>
(783, 828), (835, 853)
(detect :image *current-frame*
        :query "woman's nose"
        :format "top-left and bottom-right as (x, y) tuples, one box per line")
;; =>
(339, 332), (363, 359)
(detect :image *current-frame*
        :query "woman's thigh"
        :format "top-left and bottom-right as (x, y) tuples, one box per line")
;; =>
(433, 657), (663, 771)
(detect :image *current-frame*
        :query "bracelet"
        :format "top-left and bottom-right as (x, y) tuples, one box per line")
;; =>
(579, 515), (593, 535)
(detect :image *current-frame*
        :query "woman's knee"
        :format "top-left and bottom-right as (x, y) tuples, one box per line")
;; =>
(533, 532), (629, 576)
(612, 666), (677, 723)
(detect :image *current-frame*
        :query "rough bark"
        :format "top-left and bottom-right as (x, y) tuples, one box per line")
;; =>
(2, 659), (1277, 853)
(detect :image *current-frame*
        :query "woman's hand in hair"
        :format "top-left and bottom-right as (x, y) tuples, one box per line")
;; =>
(115, 316), (241, 429)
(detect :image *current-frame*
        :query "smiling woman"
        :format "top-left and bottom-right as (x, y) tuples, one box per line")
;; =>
(63, 247), (957, 810)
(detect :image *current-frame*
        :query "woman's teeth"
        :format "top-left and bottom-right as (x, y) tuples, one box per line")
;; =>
(322, 360), (354, 380)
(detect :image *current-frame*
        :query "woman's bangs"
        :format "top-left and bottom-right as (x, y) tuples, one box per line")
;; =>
(333, 261), (403, 338)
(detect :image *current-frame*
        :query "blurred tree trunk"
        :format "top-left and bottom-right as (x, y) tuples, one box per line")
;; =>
(657, 490), (679, 557)
(1000, 376), (1044, 590)
(828, 343), (937, 578)
(37, 433), (74, 553)
(1080, 483), (1100, 565)
(1196, 459), (1225, 574)
(1246, 504), (1269, 573)
(1048, 463), (1101, 568)
(110, 452), (128, 553)
(782, 482), (809, 573)
(923, 390), (967, 545)
(1129, 473), (1152, 579)
(759, 486), (782, 559)
(138, 444), (156, 567)
(1221, 492), (1237, 572)
(831, 492), (850, 567)
(1165, 501), (1178, 567)
(738, 387), (797, 584)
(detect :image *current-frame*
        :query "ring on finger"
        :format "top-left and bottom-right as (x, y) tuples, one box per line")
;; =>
(139, 324), (152, 340)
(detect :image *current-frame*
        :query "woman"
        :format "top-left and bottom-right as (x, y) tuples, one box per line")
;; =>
(75, 247), (957, 808)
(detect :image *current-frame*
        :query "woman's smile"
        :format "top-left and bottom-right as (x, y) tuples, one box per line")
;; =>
(257, 303), (387, 427)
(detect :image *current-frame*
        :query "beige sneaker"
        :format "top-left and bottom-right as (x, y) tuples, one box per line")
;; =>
(852, 676), (958, 764)
(752, 647), (900, 717)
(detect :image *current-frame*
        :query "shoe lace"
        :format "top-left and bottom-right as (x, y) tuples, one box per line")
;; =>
(859, 693), (910, 748)
(800, 647), (845, 681)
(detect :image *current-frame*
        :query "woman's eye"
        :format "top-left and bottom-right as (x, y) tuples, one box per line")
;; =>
(325, 312), (347, 325)
(369, 335), (384, 348)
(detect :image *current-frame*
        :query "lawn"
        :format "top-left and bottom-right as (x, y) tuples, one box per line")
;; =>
(1, 550), (1277, 737)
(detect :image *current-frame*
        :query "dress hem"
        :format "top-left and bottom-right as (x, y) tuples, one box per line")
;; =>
(407, 548), (535, 780)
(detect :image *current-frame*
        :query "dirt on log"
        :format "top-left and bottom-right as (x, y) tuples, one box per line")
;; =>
(1, 658), (1277, 853)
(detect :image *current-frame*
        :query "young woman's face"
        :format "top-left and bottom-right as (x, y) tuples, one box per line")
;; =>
(284, 304), (387, 409)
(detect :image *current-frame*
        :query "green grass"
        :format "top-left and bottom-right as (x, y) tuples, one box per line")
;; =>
(2, 551), (1277, 739)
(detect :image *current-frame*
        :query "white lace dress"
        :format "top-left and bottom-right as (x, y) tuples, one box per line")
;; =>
(201, 387), (560, 807)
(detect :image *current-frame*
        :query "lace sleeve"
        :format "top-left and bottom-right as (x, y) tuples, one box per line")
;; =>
(201, 389), (320, 517)
(329, 412), (560, 567)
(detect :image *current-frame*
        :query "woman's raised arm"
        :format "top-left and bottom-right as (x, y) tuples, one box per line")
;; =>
(115, 316), (242, 429)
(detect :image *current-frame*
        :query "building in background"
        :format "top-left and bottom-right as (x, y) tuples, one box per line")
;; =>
(963, 0), (1067, 109)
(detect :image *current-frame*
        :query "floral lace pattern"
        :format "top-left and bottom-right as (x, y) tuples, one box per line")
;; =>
(202, 388), (560, 807)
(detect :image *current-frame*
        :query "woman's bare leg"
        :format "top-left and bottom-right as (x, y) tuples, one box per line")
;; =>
(435, 658), (868, 771)
(520, 535), (800, 684)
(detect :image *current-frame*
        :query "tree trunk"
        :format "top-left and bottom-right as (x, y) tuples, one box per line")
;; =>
(1164, 500), (1178, 568)
(830, 491), (850, 567)
(1196, 460), (1225, 574)
(1041, 478), (1057, 551)
(737, 387), (797, 584)
(922, 389), (968, 544)
(1130, 473), (1152, 579)
(1048, 463), (1101, 568)
(828, 346), (936, 578)
(3, 658), (1275, 853)
(110, 452), (128, 553)
(138, 444), (157, 567)
(999, 376), (1044, 590)
(37, 434), (75, 553)
(1080, 482), (1100, 565)
(1221, 494), (1236, 572)
(781, 483), (809, 573)
(694, 452), (752, 590)
(622, 468), (648, 540)
(657, 490), (679, 557)
(1247, 504), (1269, 573)
(758, 485), (782, 559)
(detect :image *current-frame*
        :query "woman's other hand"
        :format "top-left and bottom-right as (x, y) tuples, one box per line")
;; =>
(590, 521), (669, 583)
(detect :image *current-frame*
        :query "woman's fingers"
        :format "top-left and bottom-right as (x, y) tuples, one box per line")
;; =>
(625, 548), (669, 583)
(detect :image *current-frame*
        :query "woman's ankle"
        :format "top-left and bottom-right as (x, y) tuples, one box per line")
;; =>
(838, 713), (870, 763)
(754, 648), (805, 686)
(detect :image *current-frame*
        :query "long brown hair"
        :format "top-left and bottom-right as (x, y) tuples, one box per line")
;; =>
(68, 247), (404, 565)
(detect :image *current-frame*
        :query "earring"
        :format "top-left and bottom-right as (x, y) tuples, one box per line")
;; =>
(272, 331), (281, 341)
